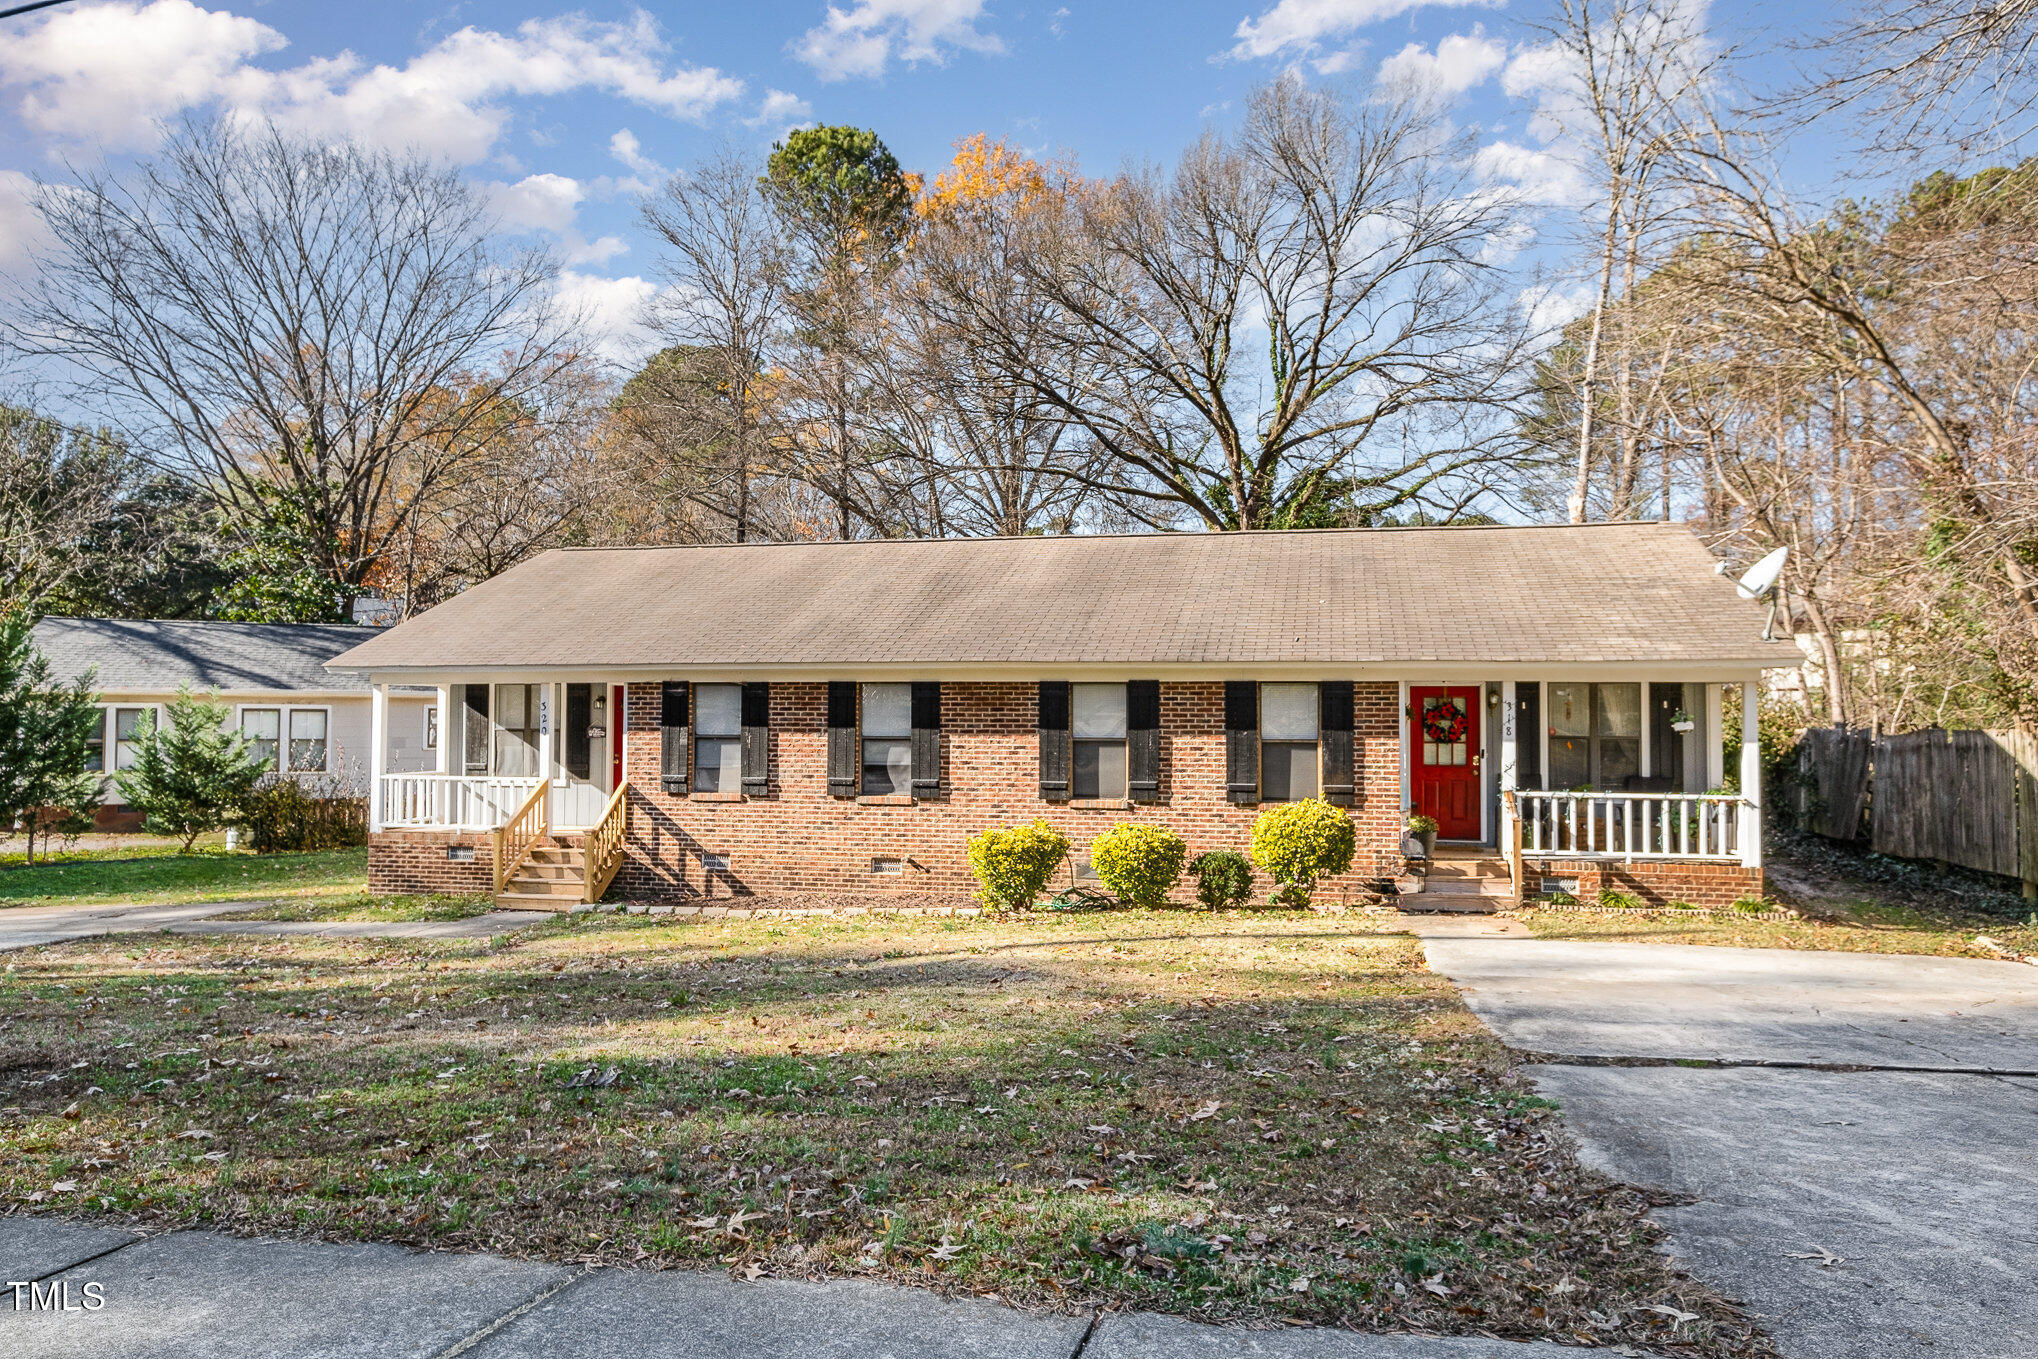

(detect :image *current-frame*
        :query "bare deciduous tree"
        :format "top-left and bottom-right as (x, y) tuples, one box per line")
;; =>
(924, 80), (1539, 531)
(637, 149), (789, 542)
(17, 118), (582, 604)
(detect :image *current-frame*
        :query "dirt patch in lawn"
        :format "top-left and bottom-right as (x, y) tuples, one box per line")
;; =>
(0, 910), (1771, 1355)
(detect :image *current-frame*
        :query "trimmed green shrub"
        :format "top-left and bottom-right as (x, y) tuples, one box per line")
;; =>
(1187, 850), (1255, 910)
(1249, 798), (1356, 908)
(966, 819), (1070, 911)
(1088, 824), (1187, 908)
(240, 778), (368, 853)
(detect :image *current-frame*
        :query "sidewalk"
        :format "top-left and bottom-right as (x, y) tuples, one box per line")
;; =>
(1, 1217), (1582, 1359)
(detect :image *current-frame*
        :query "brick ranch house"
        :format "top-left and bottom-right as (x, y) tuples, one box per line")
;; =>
(327, 523), (1794, 910)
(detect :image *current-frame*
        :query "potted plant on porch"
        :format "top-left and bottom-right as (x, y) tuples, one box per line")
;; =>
(1670, 708), (1695, 733)
(1403, 812), (1438, 860)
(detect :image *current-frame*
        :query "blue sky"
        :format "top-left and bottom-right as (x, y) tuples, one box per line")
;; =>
(0, 1), (1856, 367)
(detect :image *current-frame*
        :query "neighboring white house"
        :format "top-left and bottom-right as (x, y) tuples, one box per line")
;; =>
(31, 617), (435, 830)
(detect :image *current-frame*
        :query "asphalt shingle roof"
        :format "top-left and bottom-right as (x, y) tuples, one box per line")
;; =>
(326, 523), (1795, 673)
(33, 618), (389, 694)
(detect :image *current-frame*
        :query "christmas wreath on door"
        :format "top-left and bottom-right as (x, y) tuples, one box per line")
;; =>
(1421, 699), (1467, 744)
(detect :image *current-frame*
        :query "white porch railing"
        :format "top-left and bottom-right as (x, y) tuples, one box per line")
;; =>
(379, 774), (613, 831)
(1514, 790), (1747, 861)
(381, 774), (544, 830)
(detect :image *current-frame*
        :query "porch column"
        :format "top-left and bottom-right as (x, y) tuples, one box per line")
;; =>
(368, 682), (389, 833)
(1739, 679), (1762, 869)
(1499, 679), (1518, 827)
(434, 686), (451, 775)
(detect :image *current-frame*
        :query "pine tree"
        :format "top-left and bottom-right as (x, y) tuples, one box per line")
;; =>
(115, 688), (269, 851)
(0, 612), (104, 863)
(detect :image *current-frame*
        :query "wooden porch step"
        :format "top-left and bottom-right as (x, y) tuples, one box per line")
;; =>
(494, 891), (582, 911)
(506, 874), (584, 896)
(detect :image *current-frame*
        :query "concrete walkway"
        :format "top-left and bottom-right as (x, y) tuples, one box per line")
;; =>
(0, 901), (548, 952)
(0, 1217), (1580, 1358)
(168, 910), (551, 940)
(0, 900), (253, 951)
(1421, 934), (2038, 1359)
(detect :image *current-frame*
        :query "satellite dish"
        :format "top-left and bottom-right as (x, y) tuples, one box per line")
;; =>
(1734, 545), (1789, 640)
(1736, 546), (1788, 600)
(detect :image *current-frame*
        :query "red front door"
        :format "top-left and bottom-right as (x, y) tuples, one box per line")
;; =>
(1410, 686), (1482, 840)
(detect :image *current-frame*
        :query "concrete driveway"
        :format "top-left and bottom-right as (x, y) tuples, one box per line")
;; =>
(1422, 934), (2038, 1359)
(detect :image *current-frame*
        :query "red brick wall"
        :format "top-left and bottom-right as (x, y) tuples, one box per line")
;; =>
(566, 679), (1412, 905)
(1527, 856), (1763, 907)
(367, 829), (496, 896)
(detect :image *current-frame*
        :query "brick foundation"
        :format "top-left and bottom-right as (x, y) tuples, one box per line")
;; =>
(1525, 856), (1763, 908)
(367, 828), (497, 896)
(370, 680), (1406, 906)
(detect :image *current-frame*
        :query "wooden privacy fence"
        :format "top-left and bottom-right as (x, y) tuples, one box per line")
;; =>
(1797, 725), (2038, 895)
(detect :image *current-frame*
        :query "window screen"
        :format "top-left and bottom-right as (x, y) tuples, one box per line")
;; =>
(861, 683), (913, 795)
(1261, 683), (1319, 802)
(241, 708), (281, 770)
(1546, 682), (1641, 789)
(693, 683), (743, 792)
(288, 709), (328, 772)
(1071, 683), (1128, 799)
(113, 707), (150, 771)
(493, 684), (540, 777)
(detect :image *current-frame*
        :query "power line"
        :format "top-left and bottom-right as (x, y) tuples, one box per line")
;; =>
(0, 0), (75, 20)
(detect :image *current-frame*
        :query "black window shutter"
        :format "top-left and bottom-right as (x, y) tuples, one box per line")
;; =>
(1319, 680), (1354, 806)
(827, 682), (858, 797)
(1224, 681), (1259, 804)
(1515, 681), (1542, 790)
(565, 683), (592, 780)
(461, 684), (489, 776)
(659, 681), (690, 796)
(1038, 681), (1070, 800)
(910, 681), (942, 796)
(741, 682), (771, 795)
(1127, 680), (1160, 803)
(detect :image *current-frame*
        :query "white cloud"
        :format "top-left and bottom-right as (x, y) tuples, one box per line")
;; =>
(0, 171), (50, 275)
(1226, 0), (1493, 64)
(609, 128), (661, 177)
(1377, 26), (1505, 97)
(0, 3), (744, 162)
(1473, 139), (1589, 207)
(564, 235), (630, 267)
(793, 0), (1004, 82)
(491, 172), (584, 234)
(556, 269), (660, 365)
(1520, 280), (1596, 333)
(751, 89), (814, 127)
(0, 0), (286, 149)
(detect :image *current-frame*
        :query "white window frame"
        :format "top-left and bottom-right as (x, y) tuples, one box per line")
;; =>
(424, 705), (438, 751)
(231, 703), (334, 775)
(1071, 682), (1129, 800)
(859, 682), (913, 797)
(287, 706), (332, 774)
(111, 704), (160, 774)
(83, 705), (109, 774)
(692, 682), (744, 793)
(1259, 682), (1321, 803)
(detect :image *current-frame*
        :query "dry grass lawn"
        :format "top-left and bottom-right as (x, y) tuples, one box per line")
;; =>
(1, 908), (1770, 1355)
